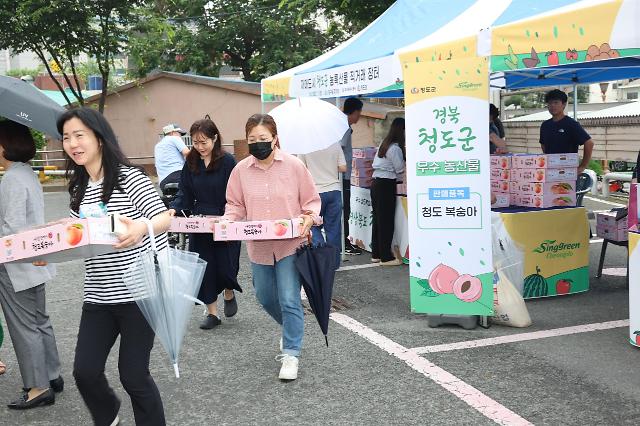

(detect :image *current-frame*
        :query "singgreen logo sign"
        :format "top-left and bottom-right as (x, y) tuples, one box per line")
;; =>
(455, 81), (483, 91)
(533, 239), (581, 259)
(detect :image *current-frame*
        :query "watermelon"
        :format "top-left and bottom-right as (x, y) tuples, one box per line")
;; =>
(523, 266), (548, 298)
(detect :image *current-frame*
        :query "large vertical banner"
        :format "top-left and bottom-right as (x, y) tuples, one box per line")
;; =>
(403, 57), (493, 315)
(629, 232), (640, 347)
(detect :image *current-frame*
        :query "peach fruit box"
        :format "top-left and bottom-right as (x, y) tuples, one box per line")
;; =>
(510, 168), (578, 182)
(490, 168), (511, 181)
(352, 147), (377, 159)
(511, 153), (579, 169)
(214, 218), (304, 241)
(169, 216), (219, 233)
(513, 193), (576, 208)
(596, 223), (627, 241)
(510, 181), (576, 197)
(490, 155), (511, 170)
(0, 217), (119, 264)
(491, 192), (510, 208)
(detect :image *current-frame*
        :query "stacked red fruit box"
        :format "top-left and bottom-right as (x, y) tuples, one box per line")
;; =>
(0, 217), (119, 264)
(350, 147), (377, 188)
(596, 211), (628, 242)
(509, 154), (578, 208)
(214, 218), (304, 241)
(489, 155), (512, 208)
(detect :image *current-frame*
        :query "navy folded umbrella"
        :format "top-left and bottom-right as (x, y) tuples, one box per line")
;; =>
(0, 75), (65, 138)
(295, 240), (338, 346)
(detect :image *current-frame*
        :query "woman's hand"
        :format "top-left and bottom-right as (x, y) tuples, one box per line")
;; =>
(299, 214), (314, 238)
(114, 216), (148, 249)
(167, 209), (176, 217)
(32, 260), (48, 267)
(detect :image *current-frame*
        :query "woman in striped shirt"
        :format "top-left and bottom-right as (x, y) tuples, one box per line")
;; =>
(58, 108), (171, 426)
(224, 114), (320, 381)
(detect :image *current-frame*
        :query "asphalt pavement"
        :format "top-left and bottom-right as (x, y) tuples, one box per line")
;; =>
(0, 192), (635, 425)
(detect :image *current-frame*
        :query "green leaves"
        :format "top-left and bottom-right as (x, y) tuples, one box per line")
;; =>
(417, 279), (440, 297)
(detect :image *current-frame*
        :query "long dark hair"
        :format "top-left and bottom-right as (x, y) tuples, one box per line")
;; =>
(187, 116), (224, 173)
(56, 107), (140, 212)
(378, 117), (405, 159)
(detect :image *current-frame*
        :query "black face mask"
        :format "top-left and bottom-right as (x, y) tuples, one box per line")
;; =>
(249, 141), (273, 160)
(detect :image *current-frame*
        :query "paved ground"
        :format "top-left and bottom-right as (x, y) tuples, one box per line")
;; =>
(0, 192), (635, 425)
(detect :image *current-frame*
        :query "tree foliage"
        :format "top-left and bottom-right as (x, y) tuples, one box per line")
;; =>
(127, 0), (340, 81)
(279, 0), (395, 35)
(0, 0), (142, 112)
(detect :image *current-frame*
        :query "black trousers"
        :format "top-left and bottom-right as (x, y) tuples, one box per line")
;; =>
(73, 303), (165, 426)
(370, 177), (397, 262)
(342, 179), (351, 244)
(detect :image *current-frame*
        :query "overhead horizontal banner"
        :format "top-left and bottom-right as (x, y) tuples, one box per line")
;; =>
(289, 56), (400, 99)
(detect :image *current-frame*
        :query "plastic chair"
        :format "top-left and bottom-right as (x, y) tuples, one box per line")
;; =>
(575, 172), (593, 207)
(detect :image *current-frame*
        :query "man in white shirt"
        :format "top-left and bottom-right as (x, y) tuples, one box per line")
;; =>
(298, 142), (346, 269)
(154, 123), (190, 190)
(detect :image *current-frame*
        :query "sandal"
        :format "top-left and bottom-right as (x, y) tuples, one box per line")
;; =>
(0, 360), (6, 375)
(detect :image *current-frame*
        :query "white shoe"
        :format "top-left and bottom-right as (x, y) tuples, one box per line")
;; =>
(275, 354), (298, 380)
(279, 337), (283, 351)
(110, 416), (120, 426)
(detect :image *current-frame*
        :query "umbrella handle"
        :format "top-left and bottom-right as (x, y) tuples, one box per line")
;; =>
(141, 218), (158, 253)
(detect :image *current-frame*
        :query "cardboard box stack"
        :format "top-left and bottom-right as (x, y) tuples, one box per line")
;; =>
(510, 153), (578, 208)
(489, 155), (512, 208)
(350, 147), (377, 188)
(596, 210), (628, 241)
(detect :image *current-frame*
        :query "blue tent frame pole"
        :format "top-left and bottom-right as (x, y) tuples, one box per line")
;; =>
(336, 96), (346, 263)
(573, 83), (578, 120)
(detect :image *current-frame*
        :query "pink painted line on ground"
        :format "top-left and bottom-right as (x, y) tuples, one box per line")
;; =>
(330, 313), (532, 426)
(410, 319), (629, 355)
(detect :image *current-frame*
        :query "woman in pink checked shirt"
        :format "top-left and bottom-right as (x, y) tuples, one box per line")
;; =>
(223, 114), (321, 382)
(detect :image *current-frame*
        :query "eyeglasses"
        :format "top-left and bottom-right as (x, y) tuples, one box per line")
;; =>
(192, 138), (212, 147)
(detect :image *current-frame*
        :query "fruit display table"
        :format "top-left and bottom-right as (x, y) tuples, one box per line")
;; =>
(348, 185), (409, 260)
(628, 231), (640, 346)
(493, 206), (590, 298)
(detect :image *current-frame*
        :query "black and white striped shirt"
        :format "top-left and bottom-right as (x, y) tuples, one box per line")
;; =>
(70, 166), (168, 304)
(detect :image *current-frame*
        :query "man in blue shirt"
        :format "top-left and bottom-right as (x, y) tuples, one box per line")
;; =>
(154, 123), (190, 190)
(341, 98), (363, 255)
(539, 89), (594, 173)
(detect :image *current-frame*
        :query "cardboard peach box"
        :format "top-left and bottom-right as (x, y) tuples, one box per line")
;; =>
(596, 211), (628, 229)
(510, 167), (577, 182)
(352, 158), (373, 168)
(490, 155), (511, 170)
(350, 176), (372, 188)
(510, 181), (576, 196)
(352, 147), (377, 159)
(169, 216), (219, 233)
(214, 218), (303, 241)
(511, 153), (579, 169)
(513, 193), (576, 208)
(490, 180), (510, 193)
(630, 183), (638, 231)
(351, 166), (373, 178)
(596, 224), (628, 242)
(0, 217), (119, 264)
(490, 168), (511, 181)
(491, 192), (510, 208)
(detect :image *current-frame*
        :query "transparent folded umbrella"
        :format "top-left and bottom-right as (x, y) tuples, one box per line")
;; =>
(122, 219), (207, 377)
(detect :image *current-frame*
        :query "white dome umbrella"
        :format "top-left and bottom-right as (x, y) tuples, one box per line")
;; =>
(268, 97), (349, 155)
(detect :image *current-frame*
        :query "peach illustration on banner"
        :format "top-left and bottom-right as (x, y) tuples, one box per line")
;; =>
(428, 263), (459, 294)
(452, 274), (483, 302)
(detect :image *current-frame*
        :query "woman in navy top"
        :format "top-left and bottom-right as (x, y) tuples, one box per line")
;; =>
(171, 117), (241, 330)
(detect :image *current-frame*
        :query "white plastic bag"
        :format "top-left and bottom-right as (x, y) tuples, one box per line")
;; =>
(491, 269), (532, 328)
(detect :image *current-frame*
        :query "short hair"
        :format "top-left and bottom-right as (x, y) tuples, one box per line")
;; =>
(245, 114), (278, 138)
(343, 98), (363, 115)
(489, 103), (499, 118)
(545, 89), (568, 104)
(0, 120), (36, 162)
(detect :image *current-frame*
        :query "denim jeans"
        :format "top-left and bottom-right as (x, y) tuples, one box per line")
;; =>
(251, 254), (303, 357)
(312, 190), (342, 269)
